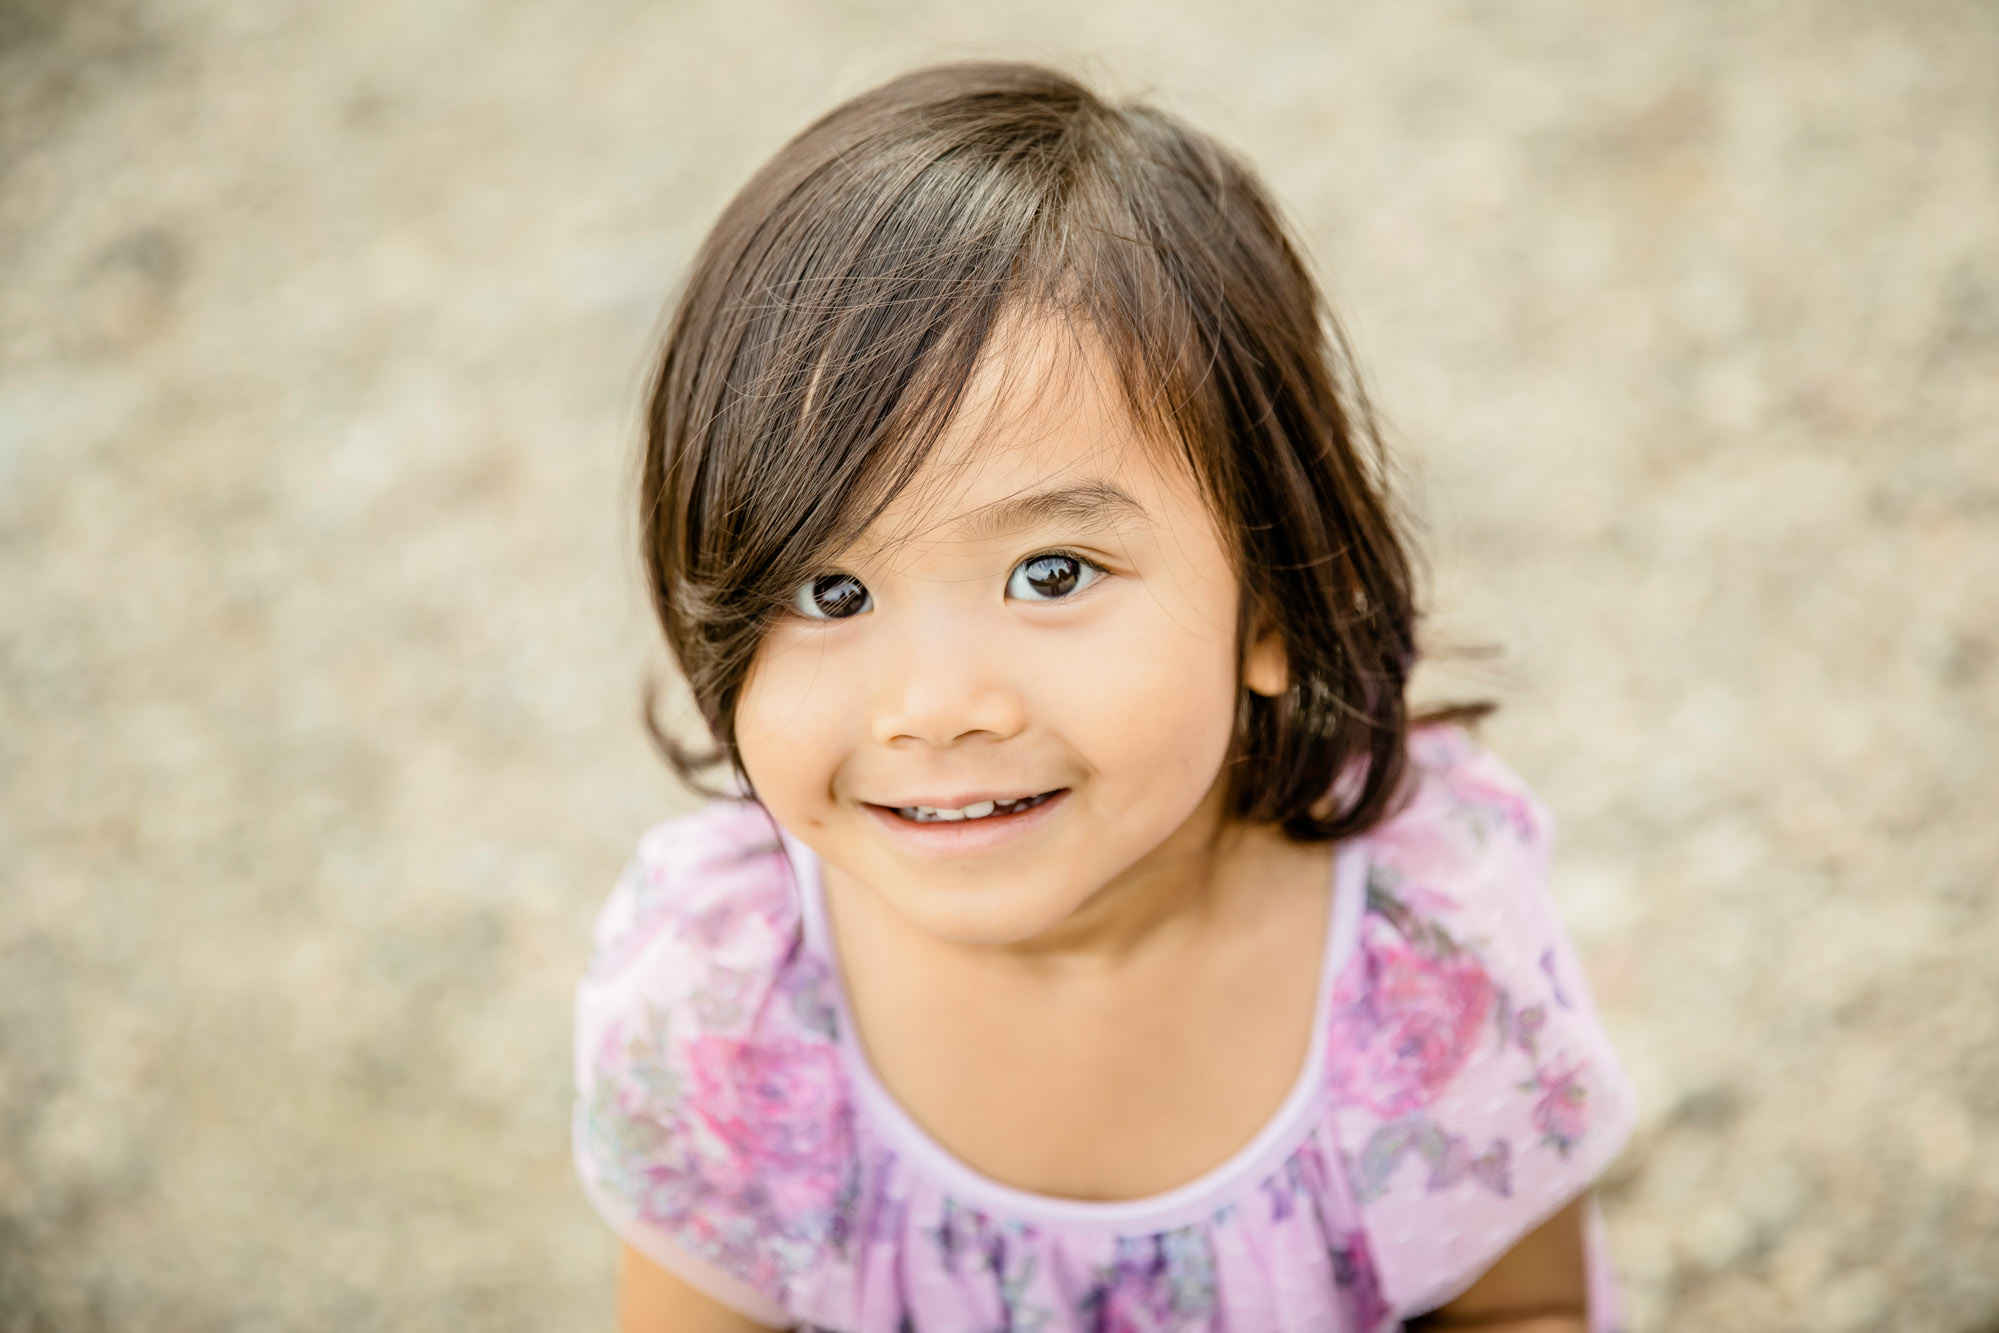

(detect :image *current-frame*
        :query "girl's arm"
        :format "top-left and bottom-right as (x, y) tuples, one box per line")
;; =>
(618, 1244), (783, 1333)
(1406, 1196), (1590, 1333)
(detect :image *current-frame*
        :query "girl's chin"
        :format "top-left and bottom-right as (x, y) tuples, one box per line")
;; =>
(860, 787), (1071, 857)
(871, 876), (1100, 950)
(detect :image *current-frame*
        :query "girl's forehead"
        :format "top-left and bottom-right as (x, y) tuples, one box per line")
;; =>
(856, 320), (1195, 554)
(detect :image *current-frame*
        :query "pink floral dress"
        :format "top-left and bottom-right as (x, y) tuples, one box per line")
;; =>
(572, 728), (1638, 1331)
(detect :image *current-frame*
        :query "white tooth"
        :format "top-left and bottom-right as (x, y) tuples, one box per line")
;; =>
(962, 801), (996, 819)
(934, 806), (966, 821)
(908, 806), (938, 821)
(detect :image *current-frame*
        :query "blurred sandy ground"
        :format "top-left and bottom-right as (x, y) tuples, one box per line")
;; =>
(1, 0), (1994, 1328)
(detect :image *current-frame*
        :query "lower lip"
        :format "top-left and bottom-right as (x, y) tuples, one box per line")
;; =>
(862, 790), (1070, 855)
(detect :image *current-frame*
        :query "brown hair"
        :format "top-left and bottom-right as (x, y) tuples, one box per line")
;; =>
(642, 61), (1455, 842)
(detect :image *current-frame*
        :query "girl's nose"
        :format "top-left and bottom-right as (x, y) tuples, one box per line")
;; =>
(868, 622), (1028, 748)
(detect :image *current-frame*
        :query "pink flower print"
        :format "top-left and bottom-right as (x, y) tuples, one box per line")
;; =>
(685, 1034), (851, 1214)
(1328, 920), (1497, 1119)
(587, 863), (679, 979)
(1532, 1058), (1590, 1154)
(1367, 814), (1477, 887)
(690, 889), (772, 950)
(1443, 769), (1544, 846)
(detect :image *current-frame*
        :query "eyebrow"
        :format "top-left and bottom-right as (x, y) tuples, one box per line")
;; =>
(954, 481), (1150, 543)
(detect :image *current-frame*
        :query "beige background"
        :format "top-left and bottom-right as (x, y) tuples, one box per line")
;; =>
(3, 1), (1995, 1329)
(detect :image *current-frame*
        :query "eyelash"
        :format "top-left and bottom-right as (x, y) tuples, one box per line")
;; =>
(1005, 550), (1105, 602)
(791, 573), (871, 621)
(788, 550), (1107, 621)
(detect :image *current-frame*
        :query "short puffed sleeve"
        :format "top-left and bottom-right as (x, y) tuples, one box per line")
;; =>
(1324, 728), (1638, 1324)
(571, 801), (853, 1328)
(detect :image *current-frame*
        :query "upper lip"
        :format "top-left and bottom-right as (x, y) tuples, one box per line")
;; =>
(864, 789), (1061, 809)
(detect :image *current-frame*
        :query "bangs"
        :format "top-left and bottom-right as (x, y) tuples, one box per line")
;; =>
(660, 99), (1217, 620)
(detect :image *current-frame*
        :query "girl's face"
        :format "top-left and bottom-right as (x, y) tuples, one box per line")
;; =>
(735, 326), (1285, 948)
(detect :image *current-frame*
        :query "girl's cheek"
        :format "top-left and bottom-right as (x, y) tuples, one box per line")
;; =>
(1039, 599), (1237, 768)
(749, 625), (863, 719)
(737, 636), (851, 796)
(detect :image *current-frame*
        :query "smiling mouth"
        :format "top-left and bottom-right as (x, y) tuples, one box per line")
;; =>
(876, 790), (1066, 824)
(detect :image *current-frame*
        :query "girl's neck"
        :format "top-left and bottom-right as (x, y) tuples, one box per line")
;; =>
(811, 779), (1343, 1205)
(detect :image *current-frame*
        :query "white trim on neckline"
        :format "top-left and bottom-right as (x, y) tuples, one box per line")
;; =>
(785, 830), (1369, 1233)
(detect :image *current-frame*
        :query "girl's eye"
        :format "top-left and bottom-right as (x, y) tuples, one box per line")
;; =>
(792, 573), (873, 620)
(1005, 553), (1102, 602)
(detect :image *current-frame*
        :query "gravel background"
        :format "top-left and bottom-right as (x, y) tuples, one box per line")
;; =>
(3, 1), (1995, 1329)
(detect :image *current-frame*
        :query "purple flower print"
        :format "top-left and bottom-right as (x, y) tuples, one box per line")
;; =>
(1330, 1228), (1392, 1332)
(1540, 948), (1573, 1009)
(1351, 1117), (1512, 1201)
(1328, 917), (1497, 1119)
(1511, 1001), (1547, 1051)
(1080, 1232), (1216, 1333)
(1500, 993), (1594, 1157)
(926, 1200), (1053, 1329)
(1263, 1135), (1340, 1222)
(686, 1033), (851, 1216)
(1530, 1057), (1591, 1155)
(1424, 1130), (1512, 1195)
(1088, 1259), (1174, 1333)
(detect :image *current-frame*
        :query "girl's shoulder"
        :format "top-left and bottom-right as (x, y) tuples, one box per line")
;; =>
(1372, 722), (1556, 878)
(572, 799), (843, 1326)
(1326, 724), (1638, 1320)
(579, 797), (799, 987)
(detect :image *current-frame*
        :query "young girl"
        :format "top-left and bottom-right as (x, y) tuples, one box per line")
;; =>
(574, 63), (1637, 1333)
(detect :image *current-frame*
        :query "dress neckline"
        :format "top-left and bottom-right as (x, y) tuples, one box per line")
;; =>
(783, 829), (1370, 1233)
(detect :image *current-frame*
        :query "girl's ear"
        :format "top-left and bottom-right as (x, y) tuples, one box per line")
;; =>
(1243, 622), (1288, 698)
